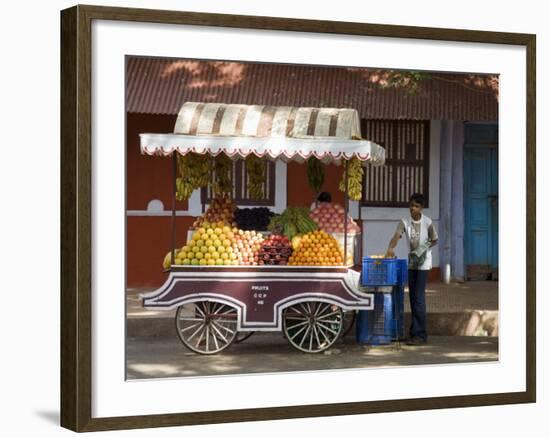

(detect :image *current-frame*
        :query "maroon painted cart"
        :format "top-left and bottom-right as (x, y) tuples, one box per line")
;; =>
(141, 265), (375, 354)
(139, 103), (386, 354)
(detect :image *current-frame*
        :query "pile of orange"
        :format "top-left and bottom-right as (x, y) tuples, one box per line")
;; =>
(288, 230), (345, 266)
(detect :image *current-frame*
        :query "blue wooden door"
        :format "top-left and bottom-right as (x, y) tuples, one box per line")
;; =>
(490, 147), (498, 271)
(464, 147), (498, 279)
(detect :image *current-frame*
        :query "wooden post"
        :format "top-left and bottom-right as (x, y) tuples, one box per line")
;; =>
(344, 160), (349, 266)
(170, 153), (177, 267)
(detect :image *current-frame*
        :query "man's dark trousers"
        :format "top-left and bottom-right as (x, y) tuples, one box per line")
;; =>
(408, 269), (428, 341)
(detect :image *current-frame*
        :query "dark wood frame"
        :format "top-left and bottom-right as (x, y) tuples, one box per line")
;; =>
(61, 4), (536, 432)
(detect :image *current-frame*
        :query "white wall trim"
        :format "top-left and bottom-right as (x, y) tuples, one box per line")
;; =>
(349, 200), (359, 219)
(187, 188), (202, 216)
(273, 161), (288, 213)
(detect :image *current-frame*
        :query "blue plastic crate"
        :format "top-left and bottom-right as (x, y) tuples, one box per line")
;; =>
(396, 259), (408, 286)
(355, 291), (394, 344)
(356, 287), (405, 345)
(361, 257), (398, 286)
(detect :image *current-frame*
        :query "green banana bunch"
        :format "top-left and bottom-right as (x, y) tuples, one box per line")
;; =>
(306, 158), (325, 193)
(175, 176), (195, 201)
(175, 153), (213, 200)
(339, 157), (363, 201)
(212, 154), (233, 195)
(246, 155), (266, 199)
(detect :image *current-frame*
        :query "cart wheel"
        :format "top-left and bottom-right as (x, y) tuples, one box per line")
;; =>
(235, 331), (255, 343)
(283, 302), (343, 353)
(175, 301), (238, 355)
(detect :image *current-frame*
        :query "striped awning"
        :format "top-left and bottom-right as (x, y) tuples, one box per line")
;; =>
(140, 102), (385, 165)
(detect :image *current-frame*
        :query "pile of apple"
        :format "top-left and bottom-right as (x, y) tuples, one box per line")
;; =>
(231, 229), (265, 265)
(309, 202), (361, 234)
(257, 234), (293, 265)
(192, 196), (237, 229)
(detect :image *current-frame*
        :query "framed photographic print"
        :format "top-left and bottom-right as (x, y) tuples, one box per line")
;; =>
(60, 4), (536, 432)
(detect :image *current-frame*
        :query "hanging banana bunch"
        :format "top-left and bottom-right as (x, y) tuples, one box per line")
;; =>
(212, 153), (233, 195)
(175, 154), (194, 201)
(175, 153), (212, 201)
(306, 157), (325, 194)
(246, 155), (266, 199)
(339, 157), (363, 201)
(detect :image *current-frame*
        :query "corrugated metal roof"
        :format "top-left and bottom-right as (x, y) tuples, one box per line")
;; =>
(126, 57), (498, 121)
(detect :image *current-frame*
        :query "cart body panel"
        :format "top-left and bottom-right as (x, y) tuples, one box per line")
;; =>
(142, 266), (374, 331)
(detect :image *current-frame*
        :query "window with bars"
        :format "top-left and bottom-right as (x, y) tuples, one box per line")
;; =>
(361, 120), (430, 207)
(201, 159), (276, 206)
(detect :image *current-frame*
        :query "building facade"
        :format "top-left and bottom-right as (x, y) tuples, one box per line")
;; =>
(126, 57), (499, 287)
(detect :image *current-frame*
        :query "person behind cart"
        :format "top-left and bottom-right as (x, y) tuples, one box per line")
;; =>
(385, 193), (438, 346)
(310, 191), (332, 211)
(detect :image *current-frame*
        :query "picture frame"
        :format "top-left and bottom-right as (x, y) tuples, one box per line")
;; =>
(60, 4), (536, 432)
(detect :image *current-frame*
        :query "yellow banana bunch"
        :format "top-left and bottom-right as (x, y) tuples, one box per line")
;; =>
(246, 155), (266, 199)
(339, 157), (363, 201)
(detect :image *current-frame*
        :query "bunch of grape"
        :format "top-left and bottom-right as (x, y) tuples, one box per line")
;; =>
(234, 207), (275, 231)
(257, 235), (292, 266)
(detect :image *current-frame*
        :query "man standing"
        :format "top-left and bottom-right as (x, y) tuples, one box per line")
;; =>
(386, 193), (438, 345)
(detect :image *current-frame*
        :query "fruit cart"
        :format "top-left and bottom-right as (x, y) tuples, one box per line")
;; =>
(139, 103), (386, 354)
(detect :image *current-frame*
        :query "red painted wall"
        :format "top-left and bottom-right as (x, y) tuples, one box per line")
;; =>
(286, 162), (345, 207)
(127, 216), (195, 288)
(127, 113), (190, 288)
(126, 113), (184, 210)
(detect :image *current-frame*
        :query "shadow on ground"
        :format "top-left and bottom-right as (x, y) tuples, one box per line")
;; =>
(126, 333), (498, 380)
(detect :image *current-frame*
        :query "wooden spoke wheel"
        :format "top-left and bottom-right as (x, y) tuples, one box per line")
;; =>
(283, 302), (343, 353)
(175, 301), (238, 355)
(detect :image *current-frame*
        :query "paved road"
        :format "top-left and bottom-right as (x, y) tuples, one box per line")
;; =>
(126, 333), (498, 380)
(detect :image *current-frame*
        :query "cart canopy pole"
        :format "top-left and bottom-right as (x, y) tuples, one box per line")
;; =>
(170, 153), (177, 267)
(358, 194), (363, 263)
(343, 160), (349, 267)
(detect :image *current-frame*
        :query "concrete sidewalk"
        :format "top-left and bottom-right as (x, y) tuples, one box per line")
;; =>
(126, 280), (499, 339)
(126, 334), (498, 380)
